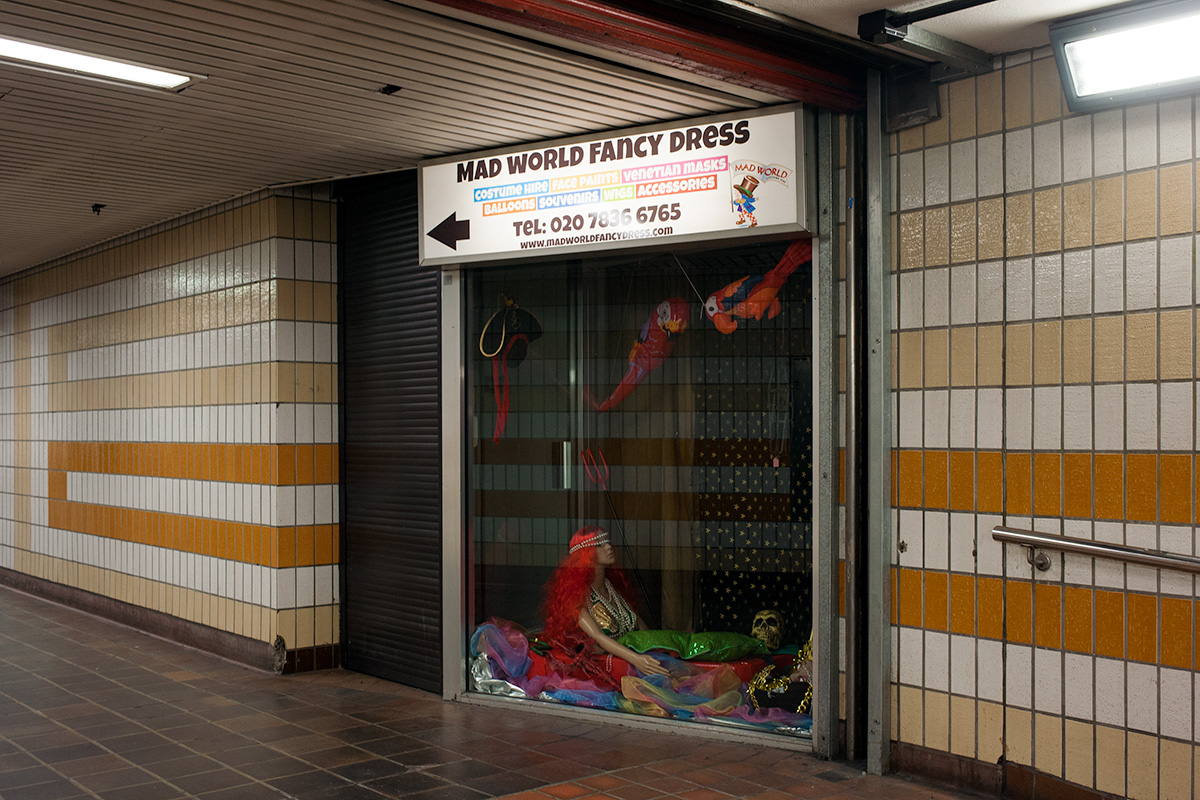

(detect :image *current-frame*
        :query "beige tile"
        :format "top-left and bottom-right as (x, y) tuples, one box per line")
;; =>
(899, 330), (924, 389)
(1006, 323), (1032, 385)
(1033, 321), (1062, 384)
(1033, 713), (1063, 778)
(925, 84), (950, 146)
(976, 71), (1003, 135)
(295, 607), (315, 649)
(925, 690), (950, 751)
(978, 198), (1005, 260)
(1033, 188), (1062, 253)
(978, 325), (1004, 385)
(1125, 732), (1157, 800)
(950, 327), (977, 387)
(315, 605), (335, 646)
(1094, 177), (1125, 245)
(274, 197), (295, 239)
(925, 329), (949, 388)
(1161, 163), (1194, 236)
(1064, 721), (1095, 788)
(900, 212), (924, 271)
(949, 694), (975, 757)
(1005, 62), (1032, 129)
(1093, 317), (1125, 382)
(1006, 194), (1033, 257)
(1032, 58), (1064, 122)
(1063, 318), (1093, 384)
(1126, 312), (1158, 381)
(1159, 738), (1192, 800)
(1006, 707), (1032, 765)
(898, 125), (924, 154)
(950, 202), (977, 264)
(891, 332), (899, 389)
(891, 213), (900, 272)
(1126, 170), (1158, 241)
(899, 684), (923, 744)
(1160, 309), (1194, 380)
(1095, 725), (1126, 797)
(276, 608), (297, 649)
(949, 77), (976, 141)
(926, 207), (950, 267)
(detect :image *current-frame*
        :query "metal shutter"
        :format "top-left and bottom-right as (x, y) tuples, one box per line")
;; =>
(337, 171), (442, 692)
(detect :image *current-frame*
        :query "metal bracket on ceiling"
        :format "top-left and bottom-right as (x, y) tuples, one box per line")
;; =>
(858, 6), (993, 83)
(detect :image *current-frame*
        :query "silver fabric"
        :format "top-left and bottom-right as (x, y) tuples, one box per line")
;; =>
(469, 653), (527, 697)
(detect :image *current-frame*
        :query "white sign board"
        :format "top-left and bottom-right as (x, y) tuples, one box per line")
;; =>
(418, 105), (812, 266)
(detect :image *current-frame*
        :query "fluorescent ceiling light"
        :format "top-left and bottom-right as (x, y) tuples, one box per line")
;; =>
(1052, 0), (1200, 112)
(0, 35), (191, 90)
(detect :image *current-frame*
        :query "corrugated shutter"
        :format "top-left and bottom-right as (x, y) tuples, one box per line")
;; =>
(337, 170), (442, 692)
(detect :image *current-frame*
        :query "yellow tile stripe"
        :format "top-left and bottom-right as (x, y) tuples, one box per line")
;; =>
(49, 441), (338, 485)
(46, 501), (338, 568)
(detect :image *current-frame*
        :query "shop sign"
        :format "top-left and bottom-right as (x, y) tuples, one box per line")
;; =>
(418, 105), (813, 266)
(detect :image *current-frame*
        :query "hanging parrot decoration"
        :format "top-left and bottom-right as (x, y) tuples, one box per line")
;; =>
(703, 238), (812, 334)
(598, 297), (691, 412)
(479, 295), (542, 443)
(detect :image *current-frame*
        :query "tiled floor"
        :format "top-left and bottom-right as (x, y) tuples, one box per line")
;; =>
(0, 585), (982, 800)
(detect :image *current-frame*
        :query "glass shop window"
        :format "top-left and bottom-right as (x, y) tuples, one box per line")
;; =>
(466, 238), (815, 737)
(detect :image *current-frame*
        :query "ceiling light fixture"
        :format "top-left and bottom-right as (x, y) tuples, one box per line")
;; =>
(1051, 0), (1200, 112)
(0, 35), (194, 90)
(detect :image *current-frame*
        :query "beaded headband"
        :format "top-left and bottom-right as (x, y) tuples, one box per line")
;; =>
(569, 529), (610, 553)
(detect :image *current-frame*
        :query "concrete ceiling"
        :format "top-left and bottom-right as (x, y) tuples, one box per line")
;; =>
(0, 0), (1122, 278)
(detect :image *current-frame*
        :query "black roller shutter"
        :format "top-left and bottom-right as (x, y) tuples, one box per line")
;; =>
(337, 171), (441, 692)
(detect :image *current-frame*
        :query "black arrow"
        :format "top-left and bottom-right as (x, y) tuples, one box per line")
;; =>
(428, 212), (470, 250)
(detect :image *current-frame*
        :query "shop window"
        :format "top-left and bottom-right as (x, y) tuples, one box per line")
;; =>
(466, 238), (815, 737)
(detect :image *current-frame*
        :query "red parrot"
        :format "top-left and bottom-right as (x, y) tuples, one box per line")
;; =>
(703, 239), (812, 334)
(598, 297), (691, 412)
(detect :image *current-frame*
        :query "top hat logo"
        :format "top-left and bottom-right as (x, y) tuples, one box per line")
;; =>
(735, 175), (760, 198)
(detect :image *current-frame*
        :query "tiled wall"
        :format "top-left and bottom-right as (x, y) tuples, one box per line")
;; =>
(892, 49), (1200, 798)
(0, 186), (339, 669)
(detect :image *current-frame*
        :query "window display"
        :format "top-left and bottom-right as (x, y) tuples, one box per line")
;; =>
(465, 238), (815, 737)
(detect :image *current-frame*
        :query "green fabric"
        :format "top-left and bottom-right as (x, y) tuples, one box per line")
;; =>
(619, 630), (770, 662)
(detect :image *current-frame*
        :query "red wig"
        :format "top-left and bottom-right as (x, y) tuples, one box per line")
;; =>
(540, 526), (637, 643)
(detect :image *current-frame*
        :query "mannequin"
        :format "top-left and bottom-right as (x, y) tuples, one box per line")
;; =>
(540, 526), (669, 684)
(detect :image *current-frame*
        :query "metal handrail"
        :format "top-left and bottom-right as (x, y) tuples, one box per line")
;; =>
(992, 526), (1200, 576)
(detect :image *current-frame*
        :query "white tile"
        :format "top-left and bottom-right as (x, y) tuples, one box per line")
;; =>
(1006, 258), (1033, 321)
(1006, 644), (1032, 709)
(294, 240), (314, 281)
(1005, 129), (1032, 192)
(1126, 662), (1158, 733)
(899, 151), (925, 210)
(1033, 255), (1063, 319)
(1062, 250), (1093, 317)
(976, 514), (1004, 576)
(898, 509), (923, 568)
(1063, 386), (1093, 451)
(314, 564), (334, 606)
(295, 566), (316, 606)
(1093, 245), (1124, 313)
(924, 268), (949, 327)
(276, 567), (296, 608)
(1006, 388), (1032, 451)
(1064, 652), (1094, 721)
(924, 389), (949, 449)
(1159, 235), (1194, 308)
(949, 389), (975, 449)
(924, 510), (949, 570)
(1159, 667), (1192, 740)
(899, 626), (924, 685)
(1160, 381), (1194, 451)
(1093, 522), (1125, 589)
(978, 389), (1003, 449)
(296, 322), (315, 363)
(1033, 648), (1063, 715)
(1094, 658), (1125, 726)
(925, 631), (949, 692)
(1125, 383), (1158, 450)
(950, 263), (976, 325)
(977, 261), (1005, 323)
(900, 271), (924, 329)
(1125, 241), (1158, 311)
(900, 390), (923, 448)
(1160, 98), (1194, 164)
(949, 634), (976, 696)
(920, 144), (948, 209)
(274, 239), (295, 279)
(1032, 122), (1062, 188)
(1125, 104), (1158, 170)
(949, 512), (975, 573)
(1094, 385), (1125, 451)
(977, 638), (1004, 702)
(1094, 109), (1125, 176)
(977, 134), (1005, 197)
(950, 140), (977, 202)
(1033, 387), (1062, 450)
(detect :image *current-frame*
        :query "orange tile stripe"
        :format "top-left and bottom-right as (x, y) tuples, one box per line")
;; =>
(48, 442), (338, 486)
(893, 449), (1195, 524)
(893, 567), (1196, 669)
(46, 500), (338, 568)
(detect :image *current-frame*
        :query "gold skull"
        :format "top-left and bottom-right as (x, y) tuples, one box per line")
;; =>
(751, 608), (784, 650)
